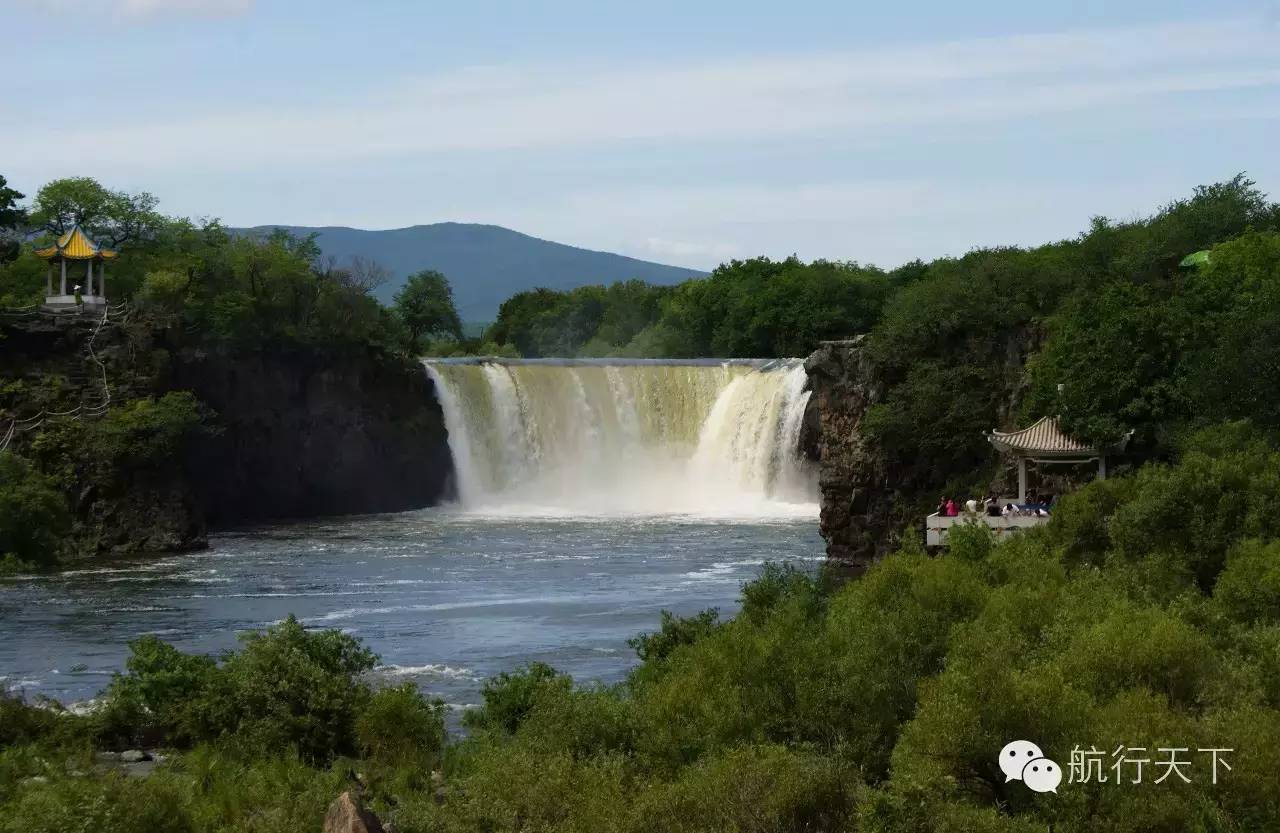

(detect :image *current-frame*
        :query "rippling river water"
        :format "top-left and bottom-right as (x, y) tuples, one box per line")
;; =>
(0, 509), (822, 713)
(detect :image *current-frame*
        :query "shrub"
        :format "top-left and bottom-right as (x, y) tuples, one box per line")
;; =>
(135, 269), (188, 313)
(94, 392), (209, 468)
(1214, 539), (1280, 626)
(463, 662), (571, 735)
(212, 616), (378, 761)
(947, 521), (995, 563)
(517, 686), (636, 760)
(356, 683), (447, 767)
(738, 561), (821, 624)
(0, 692), (61, 748)
(99, 636), (218, 746)
(0, 453), (70, 568)
(99, 616), (378, 762)
(632, 744), (858, 833)
(627, 608), (719, 664)
(0, 772), (193, 833)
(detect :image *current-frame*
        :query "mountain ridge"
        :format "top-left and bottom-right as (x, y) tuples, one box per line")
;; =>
(234, 222), (707, 322)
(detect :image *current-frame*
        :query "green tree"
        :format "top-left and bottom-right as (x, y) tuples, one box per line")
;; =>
(355, 683), (448, 767)
(393, 269), (464, 353)
(0, 453), (70, 568)
(28, 177), (161, 247)
(464, 662), (571, 735)
(0, 174), (26, 264)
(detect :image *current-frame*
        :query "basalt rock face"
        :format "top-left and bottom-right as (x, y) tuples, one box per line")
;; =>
(168, 346), (454, 527)
(0, 316), (205, 555)
(3, 315), (454, 558)
(804, 337), (892, 572)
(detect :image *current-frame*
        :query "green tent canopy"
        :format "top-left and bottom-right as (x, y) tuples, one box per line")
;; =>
(1179, 249), (1211, 268)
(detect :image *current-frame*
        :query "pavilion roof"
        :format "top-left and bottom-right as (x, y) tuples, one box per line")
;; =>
(988, 416), (1099, 458)
(33, 225), (118, 261)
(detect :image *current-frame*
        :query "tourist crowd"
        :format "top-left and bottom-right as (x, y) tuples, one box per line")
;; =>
(934, 494), (1053, 518)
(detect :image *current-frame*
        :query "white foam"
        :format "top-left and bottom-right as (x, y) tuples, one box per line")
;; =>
(307, 595), (551, 623)
(423, 360), (819, 521)
(376, 664), (479, 680)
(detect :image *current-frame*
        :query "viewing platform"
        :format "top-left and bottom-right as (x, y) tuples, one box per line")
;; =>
(926, 416), (1130, 547)
(926, 509), (1048, 547)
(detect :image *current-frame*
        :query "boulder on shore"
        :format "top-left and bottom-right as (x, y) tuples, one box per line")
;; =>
(323, 791), (384, 833)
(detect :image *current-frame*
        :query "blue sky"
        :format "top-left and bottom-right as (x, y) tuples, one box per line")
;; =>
(2, 0), (1278, 269)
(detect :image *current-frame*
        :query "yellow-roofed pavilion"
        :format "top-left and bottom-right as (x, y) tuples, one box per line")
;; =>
(34, 225), (118, 309)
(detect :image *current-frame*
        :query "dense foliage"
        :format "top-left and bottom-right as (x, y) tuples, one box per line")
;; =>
(0, 452), (70, 569)
(97, 615), (399, 762)
(849, 175), (1280, 517)
(4, 428), (1279, 831)
(0, 175), (25, 265)
(394, 269), (466, 353)
(0, 175), (467, 351)
(0, 392), (210, 569)
(0, 176), (471, 565)
(486, 259), (892, 358)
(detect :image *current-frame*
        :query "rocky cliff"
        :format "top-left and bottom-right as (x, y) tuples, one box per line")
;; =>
(2, 314), (454, 559)
(0, 315), (203, 555)
(168, 345), (453, 527)
(804, 329), (1039, 570)
(803, 337), (892, 572)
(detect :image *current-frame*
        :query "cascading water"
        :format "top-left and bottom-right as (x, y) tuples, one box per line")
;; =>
(423, 359), (817, 518)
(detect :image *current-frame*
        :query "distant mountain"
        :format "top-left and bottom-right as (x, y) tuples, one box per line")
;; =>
(235, 223), (706, 322)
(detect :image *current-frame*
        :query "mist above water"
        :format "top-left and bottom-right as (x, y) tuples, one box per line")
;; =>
(423, 359), (818, 519)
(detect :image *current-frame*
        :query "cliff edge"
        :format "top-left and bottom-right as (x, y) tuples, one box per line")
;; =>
(170, 345), (453, 527)
(804, 337), (891, 572)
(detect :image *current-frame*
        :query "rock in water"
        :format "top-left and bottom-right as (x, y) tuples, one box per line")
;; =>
(324, 792), (384, 833)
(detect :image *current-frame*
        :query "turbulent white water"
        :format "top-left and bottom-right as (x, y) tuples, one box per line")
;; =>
(423, 359), (818, 518)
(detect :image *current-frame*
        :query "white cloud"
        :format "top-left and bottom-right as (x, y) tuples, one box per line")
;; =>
(18, 0), (251, 18)
(3, 16), (1276, 173)
(121, 0), (250, 15)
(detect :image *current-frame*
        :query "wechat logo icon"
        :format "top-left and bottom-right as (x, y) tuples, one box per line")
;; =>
(1000, 740), (1062, 793)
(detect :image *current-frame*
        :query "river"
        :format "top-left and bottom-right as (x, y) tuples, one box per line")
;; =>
(1, 359), (822, 713)
(1, 511), (821, 711)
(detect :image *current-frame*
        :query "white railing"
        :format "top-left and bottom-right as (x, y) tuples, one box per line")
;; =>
(925, 511), (1050, 547)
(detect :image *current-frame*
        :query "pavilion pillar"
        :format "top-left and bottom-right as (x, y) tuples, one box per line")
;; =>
(86, 260), (94, 296)
(1017, 457), (1028, 503)
(1097, 456), (1107, 481)
(46, 264), (53, 296)
(99, 262), (106, 300)
(60, 260), (67, 295)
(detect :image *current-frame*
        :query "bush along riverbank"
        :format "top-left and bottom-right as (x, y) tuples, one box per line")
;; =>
(4, 422), (1279, 831)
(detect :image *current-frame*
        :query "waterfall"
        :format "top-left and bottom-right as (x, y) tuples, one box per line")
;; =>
(423, 359), (817, 518)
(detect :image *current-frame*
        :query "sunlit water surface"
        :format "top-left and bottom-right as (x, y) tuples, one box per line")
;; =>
(0, 508), (822, 716)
